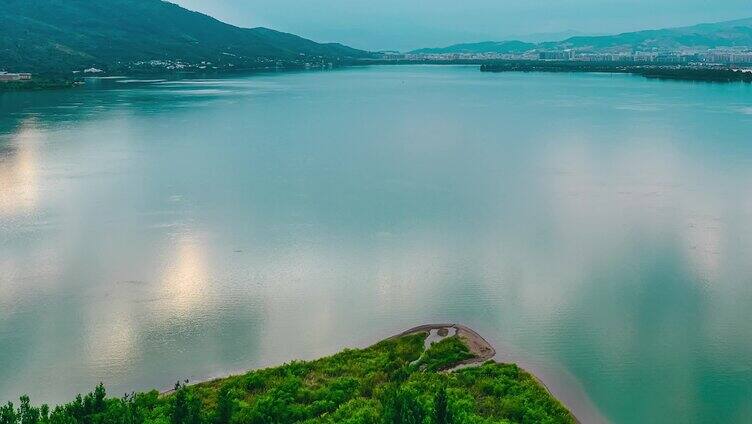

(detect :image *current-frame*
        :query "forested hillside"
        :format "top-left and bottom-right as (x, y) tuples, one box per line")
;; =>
(0, 0), (372, 74)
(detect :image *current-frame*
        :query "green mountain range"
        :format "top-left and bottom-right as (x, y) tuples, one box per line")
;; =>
(0, 0), (372, 74)
(411, 17), (752, 54)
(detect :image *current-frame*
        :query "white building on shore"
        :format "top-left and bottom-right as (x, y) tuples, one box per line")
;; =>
(0, 71), (32, 81)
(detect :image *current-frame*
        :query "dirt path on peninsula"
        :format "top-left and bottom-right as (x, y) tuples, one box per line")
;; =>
(391, 323), (496, 367)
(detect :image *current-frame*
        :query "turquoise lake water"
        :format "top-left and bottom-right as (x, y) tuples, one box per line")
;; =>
(1, 65), (751, 423)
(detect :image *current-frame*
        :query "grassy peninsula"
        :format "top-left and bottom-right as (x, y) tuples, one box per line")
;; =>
(0, 325), (574, 424)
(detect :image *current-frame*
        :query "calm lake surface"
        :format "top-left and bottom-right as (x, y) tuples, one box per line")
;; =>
(2, 65), (752, 423)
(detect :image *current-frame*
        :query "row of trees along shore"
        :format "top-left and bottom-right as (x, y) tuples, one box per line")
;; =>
(480, 61), (752, 82)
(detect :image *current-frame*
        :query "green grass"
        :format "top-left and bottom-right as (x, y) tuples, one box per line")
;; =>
(413, 336), (475, 372)
(0, 332), (575, 424)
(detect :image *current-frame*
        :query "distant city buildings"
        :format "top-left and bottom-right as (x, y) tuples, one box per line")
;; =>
(0, 71), (32, 81)
(538, 51), (574, 60)
(401, 52), (538, 61)
(396, 47), (752, 66)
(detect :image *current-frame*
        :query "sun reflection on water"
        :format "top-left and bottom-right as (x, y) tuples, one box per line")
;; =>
(160, 233), (212, 315)
(0, 119), (41, 217)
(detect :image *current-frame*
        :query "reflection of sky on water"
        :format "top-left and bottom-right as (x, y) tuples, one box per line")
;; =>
(1, 67), (751, 423)
(160, 232), (213, 315)
(0, 120), (41, 217)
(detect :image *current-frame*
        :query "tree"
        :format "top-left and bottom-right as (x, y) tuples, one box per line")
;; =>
(172, 388), (202, 424)
(67, 395), (84, 423)
(172, 389), (188, 424)
(434, 387), (450, 424)
(382, 387), (424, 424)
(19, 396), (39, 424)
(38, 405), (48, 423)
(0, 402), (17, 424)
(214, 387), (233, 424)
(93, 384), (106, 414)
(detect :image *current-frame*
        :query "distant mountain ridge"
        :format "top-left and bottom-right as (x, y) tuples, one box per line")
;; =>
(412, 40), (535, 55)
(547, 17), (752, 51)
(411, 17), (752, 54)
(0, 0), (373, 74)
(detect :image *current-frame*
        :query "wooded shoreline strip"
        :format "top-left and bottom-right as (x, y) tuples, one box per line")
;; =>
(480, 60), (752, 83)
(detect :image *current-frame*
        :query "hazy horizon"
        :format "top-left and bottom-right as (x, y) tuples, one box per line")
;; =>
(172, 0), (751, 51)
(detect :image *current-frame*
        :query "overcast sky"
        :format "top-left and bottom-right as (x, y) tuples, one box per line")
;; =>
(173, 0), (752, 51)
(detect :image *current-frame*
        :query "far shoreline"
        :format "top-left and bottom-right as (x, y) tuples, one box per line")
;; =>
(5, 59), (752, 94)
